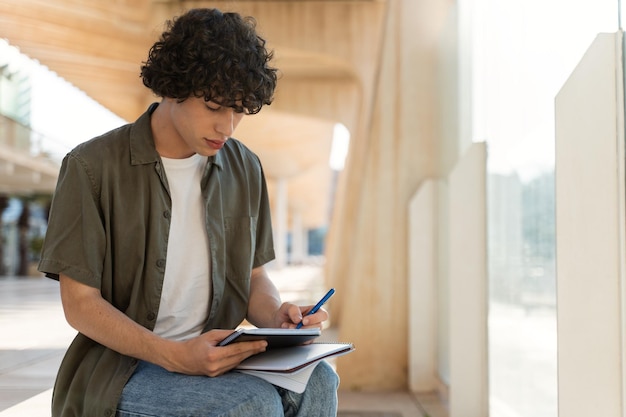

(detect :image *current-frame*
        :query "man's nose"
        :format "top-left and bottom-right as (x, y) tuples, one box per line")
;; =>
(215, 108), (235, 138)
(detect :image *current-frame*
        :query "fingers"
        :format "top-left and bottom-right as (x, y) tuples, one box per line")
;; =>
(288, 303), (304, 326)
(206, 340), (267, 376)
(298, 308), (328, 329)
(256, 300), (333, 330)
(274, 302), (302, 328)
(182, 331), (267, 377)
(280, 303), (328, 329)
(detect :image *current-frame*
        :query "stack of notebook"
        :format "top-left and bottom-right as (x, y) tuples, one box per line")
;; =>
(219, 328), (355, 393)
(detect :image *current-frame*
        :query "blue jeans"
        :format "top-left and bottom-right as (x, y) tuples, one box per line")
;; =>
(116, 360), (339, 417)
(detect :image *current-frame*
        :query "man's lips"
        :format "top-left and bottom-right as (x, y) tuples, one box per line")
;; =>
(206, 139), (225, 150)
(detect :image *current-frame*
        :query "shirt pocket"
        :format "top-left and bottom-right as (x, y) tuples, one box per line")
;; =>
(224, 216), (258, 281)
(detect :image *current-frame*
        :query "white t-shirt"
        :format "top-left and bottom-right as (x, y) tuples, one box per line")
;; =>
(153, 153), (211, 341)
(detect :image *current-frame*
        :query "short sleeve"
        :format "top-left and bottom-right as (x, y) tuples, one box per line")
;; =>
(38, 152), (106, 289)
(252, 162), (275, 268)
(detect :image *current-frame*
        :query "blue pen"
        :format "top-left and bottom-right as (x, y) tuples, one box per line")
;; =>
(296, 288), (335, 329)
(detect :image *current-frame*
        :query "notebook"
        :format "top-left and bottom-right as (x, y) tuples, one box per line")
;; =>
(235, 342), (355, 392)
(218, 328), (321, 348)
(237, 362), (319, 393)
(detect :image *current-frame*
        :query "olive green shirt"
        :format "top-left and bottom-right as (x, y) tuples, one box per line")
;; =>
(38, 104), (275, 417)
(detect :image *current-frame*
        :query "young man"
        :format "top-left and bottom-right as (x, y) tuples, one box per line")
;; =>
(38, 8), (339, 417)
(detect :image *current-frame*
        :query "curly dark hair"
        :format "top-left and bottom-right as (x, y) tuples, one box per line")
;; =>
(141, 8), (278, 114)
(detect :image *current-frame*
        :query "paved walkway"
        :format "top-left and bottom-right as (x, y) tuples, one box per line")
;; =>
(0, 268), (442, 417)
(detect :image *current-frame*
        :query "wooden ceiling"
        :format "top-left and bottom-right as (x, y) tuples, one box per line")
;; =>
(0, 0), (386, 229)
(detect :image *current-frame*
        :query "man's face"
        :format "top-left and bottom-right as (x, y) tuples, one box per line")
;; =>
(167, 96), (245, 157)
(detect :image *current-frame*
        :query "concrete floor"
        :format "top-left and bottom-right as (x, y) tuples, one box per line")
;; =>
(0, 269), (447, 417)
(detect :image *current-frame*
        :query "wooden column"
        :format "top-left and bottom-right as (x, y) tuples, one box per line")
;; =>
(327, 0), (452, 390)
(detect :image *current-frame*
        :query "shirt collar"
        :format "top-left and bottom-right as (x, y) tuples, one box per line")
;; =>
(210, 148), (224, 170)
(129, 103), (160, 166)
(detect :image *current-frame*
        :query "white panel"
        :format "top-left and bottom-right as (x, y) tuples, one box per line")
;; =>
(438, 179), (451, 386)
(448, 142), (488, 417)
(409, 179), (438, 392)
(555, 32), (626, 417)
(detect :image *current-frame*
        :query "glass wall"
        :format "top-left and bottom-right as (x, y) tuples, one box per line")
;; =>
(0, 39), (126, 276)
(0, 39), (126, 162)
(468, 1), (618, 416)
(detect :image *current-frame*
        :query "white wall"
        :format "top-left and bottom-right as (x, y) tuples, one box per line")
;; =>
(408, 143), (488, 417)
(555, 32), (626, 417)
(448, 143), (488, 417)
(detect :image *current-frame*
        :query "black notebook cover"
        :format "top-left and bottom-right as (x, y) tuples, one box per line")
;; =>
(218, 328), (321, 348)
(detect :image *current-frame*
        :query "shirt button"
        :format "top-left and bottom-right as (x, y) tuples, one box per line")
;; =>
(156, 259), (165, 268)
(163, 210), (170, 219)
(147, 312), (156, 321)
(105, 409), (113, 416)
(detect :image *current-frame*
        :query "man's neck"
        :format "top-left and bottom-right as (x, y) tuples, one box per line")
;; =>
(150, 100), (195, 159)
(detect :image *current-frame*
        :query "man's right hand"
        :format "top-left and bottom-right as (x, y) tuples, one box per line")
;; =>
(169, 330), (267, 377)
(59, 274), (266, 378)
